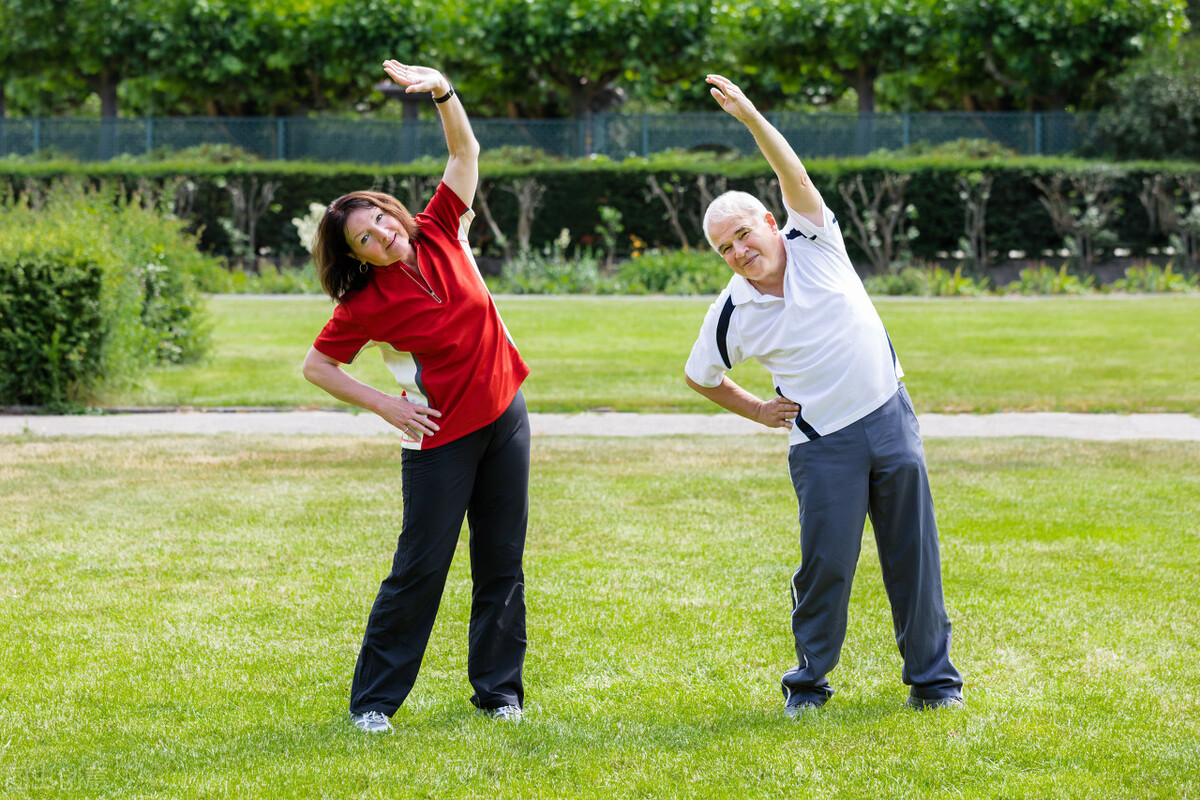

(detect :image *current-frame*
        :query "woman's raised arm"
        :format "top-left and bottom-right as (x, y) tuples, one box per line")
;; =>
(382, 60), (480, 207)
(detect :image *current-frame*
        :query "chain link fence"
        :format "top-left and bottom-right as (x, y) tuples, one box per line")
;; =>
(0, 111), (1101, 163)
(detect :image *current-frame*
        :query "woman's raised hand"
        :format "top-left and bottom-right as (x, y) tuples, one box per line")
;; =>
(382, 60), (450, 97)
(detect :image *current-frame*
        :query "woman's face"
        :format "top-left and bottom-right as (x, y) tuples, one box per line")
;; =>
(344, 206), (414, 268)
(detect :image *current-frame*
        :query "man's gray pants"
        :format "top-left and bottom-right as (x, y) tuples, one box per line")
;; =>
(782, 384), (963, 706)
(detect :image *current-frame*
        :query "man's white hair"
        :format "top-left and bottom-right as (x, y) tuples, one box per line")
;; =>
(703, 191), (770, 251)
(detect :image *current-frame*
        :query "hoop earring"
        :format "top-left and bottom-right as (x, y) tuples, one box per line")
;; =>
(358, 262), (368, 274)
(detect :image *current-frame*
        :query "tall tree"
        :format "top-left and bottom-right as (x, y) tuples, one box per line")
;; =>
(450, 0), (714, 119)
(739, 0), (941, 113)
(25, 0), (160, 118)
(0, 0), (87, 117)
(949, 0), (1188, 111)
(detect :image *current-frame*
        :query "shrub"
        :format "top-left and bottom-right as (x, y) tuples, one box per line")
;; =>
(1003, 262), (1096, 295)
(192, 260), (320, 294)
(612, 248), (730, 295)
(0, 257), (105, 409)
(489, 230), (603, 294)
(863, 267), (931, 296)
(863, 264), (989, 297)
(0, 182), (214, 406)
(1093, 40), (1200, 161)
(4, 155), (1200, 280)
(1109, 261), (1198, 294)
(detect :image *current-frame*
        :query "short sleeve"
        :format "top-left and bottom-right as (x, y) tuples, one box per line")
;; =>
(420, 181), (473, 241)
(312, 301), (372, 364)
(684, 291), (741, 388)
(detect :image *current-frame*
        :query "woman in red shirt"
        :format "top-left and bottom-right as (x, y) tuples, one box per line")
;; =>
(302, 61), (530, 734)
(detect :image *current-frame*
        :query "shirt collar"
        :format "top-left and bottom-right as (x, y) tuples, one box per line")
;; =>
(728, 273), (783, 305)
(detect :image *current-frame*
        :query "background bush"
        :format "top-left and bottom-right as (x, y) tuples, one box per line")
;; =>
(1092, 38), (1200, 162)
(611, 248), (730, 295)
(0, 256), (105, 407)
(4, 154), (1198, 276)
(0, 182), (214, 407)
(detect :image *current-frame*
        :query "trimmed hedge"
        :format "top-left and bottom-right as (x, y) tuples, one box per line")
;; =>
(0, 183), (214, 408)
(2, 153), (1199, 272)
(0, 257), (105, 407)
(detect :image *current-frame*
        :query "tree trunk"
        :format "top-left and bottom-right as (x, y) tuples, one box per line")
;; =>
(96, 67), (120, 118)
(571, 80), (590, 120)
(854, 67), (877, 113)
(845, 64), (878, 155)
(92, 68), (121, 160)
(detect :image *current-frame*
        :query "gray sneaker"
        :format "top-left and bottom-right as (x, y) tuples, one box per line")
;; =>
(784, 701), (823, 719)
(479, 705), (523, 722)
(351, 710), (394, 733)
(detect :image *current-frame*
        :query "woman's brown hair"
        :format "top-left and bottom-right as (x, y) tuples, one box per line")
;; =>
(312, 191), (419, 300)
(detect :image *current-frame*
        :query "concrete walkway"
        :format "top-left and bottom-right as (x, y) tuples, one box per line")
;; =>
(2, 409), (1198, 441)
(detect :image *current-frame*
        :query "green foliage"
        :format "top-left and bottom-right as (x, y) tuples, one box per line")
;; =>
(1109, 261), (1199, 293)
(192, 261), (320, 295)
(0, 181), (214, 406)
(880, 138), (1020, 159)
(1003, 262), (1096, 295)
(1093, 38), (1200, 161)
(0, 257), (105, 409)
(4, 156), (1200, 282)
(744, 0), (942, 113)
(447, 0), (713, 119)
(946, 0), (1187, 112)
(612, 248), (731, 295)
(490, 241), (729, 296)
(863, 264), (990, 296)
(490, 230), (603, 294)
(1, 0), (1188, 122)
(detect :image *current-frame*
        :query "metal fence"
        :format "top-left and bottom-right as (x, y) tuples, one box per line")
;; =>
(0, 111), (1101, 163)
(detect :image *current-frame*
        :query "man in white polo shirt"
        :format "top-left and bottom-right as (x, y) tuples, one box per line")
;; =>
(685, 74), (964, 716)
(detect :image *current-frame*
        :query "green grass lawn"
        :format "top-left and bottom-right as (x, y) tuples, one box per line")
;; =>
(2, 434), (1197, 798)
(103, 294), (1200, 414)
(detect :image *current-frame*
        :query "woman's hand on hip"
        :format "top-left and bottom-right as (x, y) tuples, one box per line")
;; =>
(377, 393), (443, 437)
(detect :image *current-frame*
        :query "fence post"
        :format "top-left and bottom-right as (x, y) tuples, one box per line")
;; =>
(1034, 113), (1043, 156)
(145, 118), (154, 156)
(33, 118), (41, 154)
(594, 112), (607, 157)
(903, 113), (911, 150)
(277, 118), (286, 160)
(641, 114), (649, 158)
(855, 113), (875, 156)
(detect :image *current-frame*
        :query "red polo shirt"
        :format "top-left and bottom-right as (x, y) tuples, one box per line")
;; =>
(312, 182), (529, 449)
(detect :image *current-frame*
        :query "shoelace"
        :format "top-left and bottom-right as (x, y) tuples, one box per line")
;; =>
(358, 711), (389, 727)
(491, 705), (522, 719)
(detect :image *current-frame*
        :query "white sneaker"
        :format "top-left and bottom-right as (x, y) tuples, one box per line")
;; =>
(351, 710), (393, 733)
(480, 705), (523, 723)
(784, 701), (823, 719)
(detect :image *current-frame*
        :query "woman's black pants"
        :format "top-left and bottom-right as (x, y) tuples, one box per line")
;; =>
(349, 391), (529, 716)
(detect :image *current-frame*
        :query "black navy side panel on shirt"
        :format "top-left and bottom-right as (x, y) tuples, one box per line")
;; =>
(715, 294), (736, 369)
(777, 385), (821, 441)
(785, 227), (817, 242)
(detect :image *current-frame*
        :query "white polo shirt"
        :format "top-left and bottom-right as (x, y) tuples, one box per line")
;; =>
(685, 197), (902, 446)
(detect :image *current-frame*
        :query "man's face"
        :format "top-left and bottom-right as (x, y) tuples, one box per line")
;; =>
(708, 211), (785, 287)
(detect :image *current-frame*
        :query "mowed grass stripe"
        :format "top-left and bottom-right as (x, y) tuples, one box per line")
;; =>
(102, 295), (1200, 414)
(1, 435), (1196, 798)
